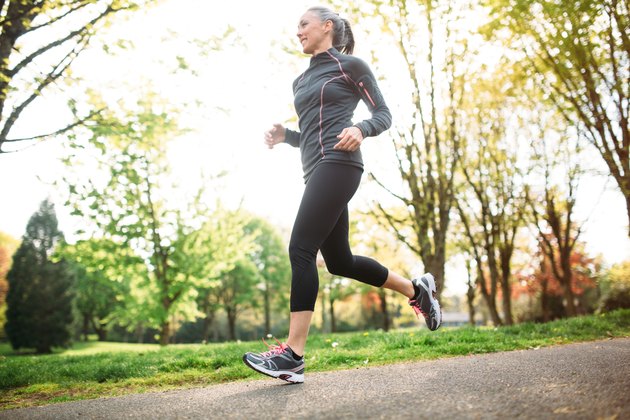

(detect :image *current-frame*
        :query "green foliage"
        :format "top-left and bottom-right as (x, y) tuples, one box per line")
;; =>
(337, 0), (482, 295)
(218, 258), (260, 340)
(598, 261), (630, 312)
(183, 212), (290, 340)
(61, 91), (269, 344)
(59, 238), (145, 340)
(0, 0), (159, 152)
(243, 216), (291, 333)
(481, 0), (630, 234)
(5, 200), (74, 353)
(0, 309), (628, 409)
(63, 92), (188, 342)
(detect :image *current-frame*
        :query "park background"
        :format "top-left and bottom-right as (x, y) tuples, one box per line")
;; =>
(0, 0), (629, 352)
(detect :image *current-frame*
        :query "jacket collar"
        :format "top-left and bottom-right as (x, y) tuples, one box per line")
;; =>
(310, 47), (339, 64)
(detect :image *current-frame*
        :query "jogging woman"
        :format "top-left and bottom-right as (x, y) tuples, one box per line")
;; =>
(243, 6), (442, 384)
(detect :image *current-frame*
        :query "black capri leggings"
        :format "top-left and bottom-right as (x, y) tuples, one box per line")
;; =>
(289, 162), (389, 312)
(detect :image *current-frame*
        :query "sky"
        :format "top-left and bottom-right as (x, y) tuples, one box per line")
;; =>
(0, 0), (628, 296)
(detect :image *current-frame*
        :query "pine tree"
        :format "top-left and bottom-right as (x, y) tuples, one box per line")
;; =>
(5, 199), (74, 353)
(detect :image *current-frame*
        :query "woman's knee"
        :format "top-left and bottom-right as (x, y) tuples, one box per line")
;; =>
(325, 257), (354, 277)
(289, 242), (318, 267)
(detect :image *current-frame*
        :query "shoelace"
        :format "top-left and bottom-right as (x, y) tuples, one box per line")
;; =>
(260, 337), (289, 358)
(409, 299), (429, 320)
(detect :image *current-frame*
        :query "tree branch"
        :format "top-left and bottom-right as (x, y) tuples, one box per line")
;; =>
(8, 4), (115, 79)
(2, 107), (103, 145)
(0, 37), (88, 143)
(24, 1), (94, 34)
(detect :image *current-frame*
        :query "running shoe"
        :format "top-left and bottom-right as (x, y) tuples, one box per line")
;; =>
(243, 339), (305, 384)
(409, 273), (442, 331)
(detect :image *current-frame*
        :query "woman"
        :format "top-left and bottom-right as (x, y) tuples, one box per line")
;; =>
(243, 6), (442, 384)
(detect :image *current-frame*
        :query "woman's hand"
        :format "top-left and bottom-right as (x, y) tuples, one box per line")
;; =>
(334, 126), (363, 151)
(264, 123), (286, 149)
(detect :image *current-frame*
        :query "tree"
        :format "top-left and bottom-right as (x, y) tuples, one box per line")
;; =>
(598, 260), (630, 312)
(455, 61), (529, 326)
(62, 92), (198, 345)
(527, 123), (587, 317)
(243, 216), (290, 336)
(529, 191), (584, 318)
(343, 0), (476, 297)
(184, 208), (260, 342)
(0, 0), (157, 153)
(483, 0), (630, 236)
(0, 231), (19, 340)
(5, 199), (73, 353)
(514, 242), (599, 320)
(60, 238), (138, 341)
(0, 232), (19, 305)
(318, 266), (357, 333)
(217, 258), (260, 341)
(351, 210), (415, 331)
(463, 258), (477, 326)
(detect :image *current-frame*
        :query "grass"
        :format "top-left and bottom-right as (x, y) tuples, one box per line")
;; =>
(1, 309), (629, 410)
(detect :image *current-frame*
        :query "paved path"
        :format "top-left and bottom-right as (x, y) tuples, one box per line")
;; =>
(3, 338), (629, 419)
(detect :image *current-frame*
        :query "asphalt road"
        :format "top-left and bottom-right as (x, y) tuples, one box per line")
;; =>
(3, 337), (629, 419)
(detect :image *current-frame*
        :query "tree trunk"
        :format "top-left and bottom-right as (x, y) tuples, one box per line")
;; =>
(561, 272), (577, 317)
(466, 282), (476, 326)
(500, 273), (513, 326)
(89, 317), (107, 341)
(82, 313), (90, 341)
(541, 276), (551, 322)
(500, 249), (514, 325)
(96, 327), (107, 341)
(202, 312), (215, 343)
(264, 286), (271, 335)
(480, 289), (503, 326)
(478, 270), (503, 326)
(159, 321), (170, 346)
(427, 255), (446, 299)
(329, 299), (336, 333)
(135, 324), (145, 344)
(321, 294), (328, 333)
(227, 308), (237, 341)
(379, 289), (390, 332)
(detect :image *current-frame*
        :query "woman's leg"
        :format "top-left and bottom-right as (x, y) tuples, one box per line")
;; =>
(381, 271), (416, 299)
(319, 205), (389, 287)
(319, 206), (416, 299)
(286, 311), (313, 357)
(286, 163), (363, 355)
(320, 209), (442, 330)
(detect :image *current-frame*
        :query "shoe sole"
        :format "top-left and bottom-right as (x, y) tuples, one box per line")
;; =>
(418, 273), (442, 330)
(242, 355), (305, 384)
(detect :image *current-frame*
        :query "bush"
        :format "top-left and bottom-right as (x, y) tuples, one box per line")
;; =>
(598, 261), (630, 312)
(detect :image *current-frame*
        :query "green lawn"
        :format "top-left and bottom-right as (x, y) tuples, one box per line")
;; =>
(1, 309), (629, 410)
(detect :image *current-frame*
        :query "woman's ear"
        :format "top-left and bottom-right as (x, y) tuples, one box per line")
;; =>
(324, 19), (334, 33)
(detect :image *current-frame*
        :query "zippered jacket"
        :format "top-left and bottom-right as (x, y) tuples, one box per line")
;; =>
(284, 48), (392, 181)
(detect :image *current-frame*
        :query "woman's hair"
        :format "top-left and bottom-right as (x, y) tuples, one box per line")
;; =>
(307, 6), (354, 55)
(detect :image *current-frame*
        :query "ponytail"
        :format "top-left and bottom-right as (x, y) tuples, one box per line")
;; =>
(337, 18), (355, 55)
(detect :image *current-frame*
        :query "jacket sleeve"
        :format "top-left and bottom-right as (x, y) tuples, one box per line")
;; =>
(349, 59), (392, 138)
(284, 128), (300, 147)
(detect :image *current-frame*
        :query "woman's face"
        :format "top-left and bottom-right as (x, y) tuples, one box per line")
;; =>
(296, 11), (332, 55)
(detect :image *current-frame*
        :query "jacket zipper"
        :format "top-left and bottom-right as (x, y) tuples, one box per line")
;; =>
(359, 81), (376, 107)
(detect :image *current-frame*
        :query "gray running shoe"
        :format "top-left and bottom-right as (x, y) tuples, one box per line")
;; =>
(409, 273), (442, 331)
(243, 340), (305, 383)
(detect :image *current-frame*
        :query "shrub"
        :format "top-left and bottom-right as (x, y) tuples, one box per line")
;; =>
(598, 261), (630, 312)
